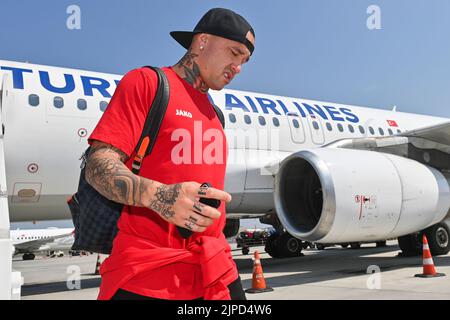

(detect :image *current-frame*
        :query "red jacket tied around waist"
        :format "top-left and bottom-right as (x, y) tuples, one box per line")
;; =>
(97, 231), (238, 300)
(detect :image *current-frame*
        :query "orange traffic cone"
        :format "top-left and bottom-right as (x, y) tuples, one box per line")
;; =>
(245, 250), (274, 293)
(415, 234), (445, 278)
(94, 254), (102, 275)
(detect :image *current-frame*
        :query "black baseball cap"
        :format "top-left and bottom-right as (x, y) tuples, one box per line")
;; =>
(170, 8), (255, 55)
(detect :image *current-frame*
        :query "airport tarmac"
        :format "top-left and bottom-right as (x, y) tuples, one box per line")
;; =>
(14, 241), (450, 300)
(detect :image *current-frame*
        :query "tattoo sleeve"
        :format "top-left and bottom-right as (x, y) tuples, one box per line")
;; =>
(85, 142), (154, 207)
(85, 141), (182, 222)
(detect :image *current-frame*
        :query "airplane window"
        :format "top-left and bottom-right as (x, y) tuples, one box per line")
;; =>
(244, 115), (251, 125)
(388, 128), (394, 135)
(77, 99), (87, 111)
(359, 125), (365, 134)
(312, 121), (319, 130)
(258, 116), (266, 126)
(28, 94), (40, 107)
(326, 122), (332, 131)
(100, 101), (108, 112)
(348, 124), (355, 133)
(379, 128), (384, 136)
(369, 127), (375, 135)
(229, 113), (236, 123)
(273, 118), (280, 127)
(337, 123), (344, 132)
(54, 97), (64, 109)
(292, 119), (299, 129)
(397, 129), (402, 133)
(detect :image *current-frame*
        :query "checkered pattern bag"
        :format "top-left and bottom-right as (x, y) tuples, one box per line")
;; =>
(67, 66), (170, 254)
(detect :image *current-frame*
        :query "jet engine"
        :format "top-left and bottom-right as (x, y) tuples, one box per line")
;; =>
(274, 148), (450, 243)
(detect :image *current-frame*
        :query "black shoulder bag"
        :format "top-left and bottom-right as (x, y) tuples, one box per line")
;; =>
(67, 66), (170, 254)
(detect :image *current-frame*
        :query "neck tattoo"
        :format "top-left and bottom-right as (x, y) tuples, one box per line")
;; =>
(175, 51), (209, 93)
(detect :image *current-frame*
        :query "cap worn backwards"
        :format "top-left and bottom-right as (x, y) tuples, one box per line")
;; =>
(170, 8), (255, 55)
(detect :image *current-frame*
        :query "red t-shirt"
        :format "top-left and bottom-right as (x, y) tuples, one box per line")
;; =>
(88, 67), (237, 300)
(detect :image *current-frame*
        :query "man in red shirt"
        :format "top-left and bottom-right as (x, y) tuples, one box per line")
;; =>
(85, 8), (255, 300)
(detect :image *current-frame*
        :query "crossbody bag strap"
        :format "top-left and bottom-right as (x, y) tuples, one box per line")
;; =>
(131, 66), (170, 174)
(212, 103), (225, 129)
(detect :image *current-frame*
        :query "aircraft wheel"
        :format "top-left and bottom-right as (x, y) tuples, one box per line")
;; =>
(316, 243), (326, 250)
(279, 233), (302, 257)
(398, 232), (422, 256)
(23, 253), (35, 261)
(376, 241), (387, 248)
(425, 222), (450, 256)
(350, 242), (361, 249)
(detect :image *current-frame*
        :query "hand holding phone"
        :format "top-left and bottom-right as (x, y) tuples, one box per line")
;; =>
(177, 182), (221, 239)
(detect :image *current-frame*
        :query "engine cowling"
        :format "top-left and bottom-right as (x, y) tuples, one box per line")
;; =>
(274, 148), (450, 243)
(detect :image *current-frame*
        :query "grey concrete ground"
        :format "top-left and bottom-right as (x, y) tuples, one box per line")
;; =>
(14, 241), (450, 300)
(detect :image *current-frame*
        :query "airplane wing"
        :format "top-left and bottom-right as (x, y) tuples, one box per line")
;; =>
(325, 121), (450, 172)
(13, 232), (74, 253)
(401, 121), (450, 147)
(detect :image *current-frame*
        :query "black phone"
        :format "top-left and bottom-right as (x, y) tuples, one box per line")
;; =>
(177, 182), (221, 239)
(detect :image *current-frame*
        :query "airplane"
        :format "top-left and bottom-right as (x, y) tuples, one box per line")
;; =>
(0, 59), (449, 298)
(11, 227), (74, 260)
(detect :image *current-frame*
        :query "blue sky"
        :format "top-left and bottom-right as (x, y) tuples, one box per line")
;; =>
(3, 1), (449, 228)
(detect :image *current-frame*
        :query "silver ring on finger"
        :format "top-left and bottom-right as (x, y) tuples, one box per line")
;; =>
(198, 185), (209, 196)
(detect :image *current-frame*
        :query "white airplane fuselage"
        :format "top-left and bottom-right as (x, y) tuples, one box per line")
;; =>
(0, 60), (448, 222)
(11, 228), (73, 246)
(11, 227), (74, 256)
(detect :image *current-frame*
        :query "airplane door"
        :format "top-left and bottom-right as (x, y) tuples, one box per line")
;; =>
(306, 115), (325, 145)
(286, 112), (306, 144)
(0, 75), (5, 137)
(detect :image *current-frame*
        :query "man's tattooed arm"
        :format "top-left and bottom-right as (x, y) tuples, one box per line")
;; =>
(84, 141), (227, 230)
(85, 141), (161, 208)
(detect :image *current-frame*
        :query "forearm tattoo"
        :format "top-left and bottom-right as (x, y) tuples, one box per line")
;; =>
(149, 184), (181, 220)
(85, 143), (151, 207)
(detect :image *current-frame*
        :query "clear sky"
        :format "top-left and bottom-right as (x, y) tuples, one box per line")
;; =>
(3, 0), (449, 229)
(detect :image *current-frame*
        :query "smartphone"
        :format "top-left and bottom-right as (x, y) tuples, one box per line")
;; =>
(177, 182), (221, 239)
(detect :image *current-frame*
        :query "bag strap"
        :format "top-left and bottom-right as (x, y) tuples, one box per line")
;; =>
(212, 103), (225, 129)
(131, 66), (170, 174)
(130, 67), (225, 174)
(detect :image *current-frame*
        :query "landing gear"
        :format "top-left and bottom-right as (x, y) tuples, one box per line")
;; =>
(425, 222), (450, 256)
(398, 232), (422, 256)
(398, 222), (450, 257)
(316, 243), (326, 250)
(350, 242), (361, 249)
(264, 232), (303, 258)
(376, 241), (387, 248)
(22, 253), (35, 261)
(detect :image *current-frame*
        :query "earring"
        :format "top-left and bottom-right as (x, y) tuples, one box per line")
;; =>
(200, 46), (204, 51)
